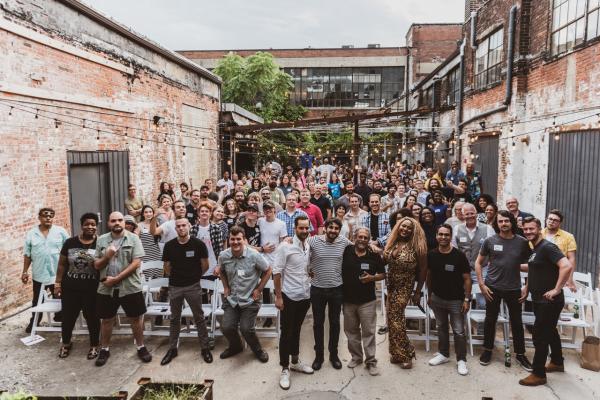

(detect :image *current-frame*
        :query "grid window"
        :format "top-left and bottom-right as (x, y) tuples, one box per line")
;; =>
(446, 67), (460, 105)
(551, 0), (587, 55)
(283, 66), (403, 108)
(588, 0), (600, 40)
(474, 29), (504, 89)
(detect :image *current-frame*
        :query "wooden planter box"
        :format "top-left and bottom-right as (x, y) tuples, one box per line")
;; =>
(0, 393), (128, 400)
(128, 377), (213, 400)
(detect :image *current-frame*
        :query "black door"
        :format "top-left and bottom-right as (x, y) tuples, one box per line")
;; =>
(471, 135), (499, 198)
(69, 164), (110, 235)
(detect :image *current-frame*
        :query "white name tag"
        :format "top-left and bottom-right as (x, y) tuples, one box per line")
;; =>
(493, 244), (503, 251)
(87, 249), (96, 256)
(528, 253), (536, 262)
(237, 269), (245, 277)
(186, 251), (195, 258)
(187, 213), (194, 218)
(459, 237), (467, 243)
(360, 263), (370, 271)
(444, 264), (455, 272)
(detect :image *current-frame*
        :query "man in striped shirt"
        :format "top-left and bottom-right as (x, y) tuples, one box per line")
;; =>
(308, 218), (351, 371)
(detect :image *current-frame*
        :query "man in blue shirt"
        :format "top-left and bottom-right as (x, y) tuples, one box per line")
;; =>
(299, 152), (314, 170)
(445, 161), (466, 186)
(22, 207), (69, 333)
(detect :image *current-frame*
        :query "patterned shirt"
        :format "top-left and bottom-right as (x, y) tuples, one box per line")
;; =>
(360, 212), (391, 242)
(276, 209), (312, 238)
(191, 223), (225, 260)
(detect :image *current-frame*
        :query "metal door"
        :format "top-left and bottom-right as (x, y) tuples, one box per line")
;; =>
(471, 135), (499, 198)
(69, 164), (110, 235)
(547, 131), (600, 283)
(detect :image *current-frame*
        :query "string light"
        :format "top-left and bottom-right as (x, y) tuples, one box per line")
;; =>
(34, 109), (39, 119)
(54, 119), (60, 134)
(8, 106), (13, 116)
(554, 133), (560, 141)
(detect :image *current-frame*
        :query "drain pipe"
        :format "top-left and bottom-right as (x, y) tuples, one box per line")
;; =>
(455, 38), (466, 163)
(504, 4), (517, 106)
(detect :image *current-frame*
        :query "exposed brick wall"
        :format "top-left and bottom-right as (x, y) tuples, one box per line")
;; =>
(0, 1), (220, 317)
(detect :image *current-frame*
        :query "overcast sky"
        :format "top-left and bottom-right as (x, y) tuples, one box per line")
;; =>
(83, 0), (465, 50)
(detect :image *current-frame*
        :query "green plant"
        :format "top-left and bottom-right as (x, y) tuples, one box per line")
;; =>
(0, 390), (36, 400)
(141, 384), (209, 400)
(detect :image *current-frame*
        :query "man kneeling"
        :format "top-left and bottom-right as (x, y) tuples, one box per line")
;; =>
(160, 218), (213, 365)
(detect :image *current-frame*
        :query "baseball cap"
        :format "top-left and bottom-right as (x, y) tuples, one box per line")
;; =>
(124, 215), (137, 226)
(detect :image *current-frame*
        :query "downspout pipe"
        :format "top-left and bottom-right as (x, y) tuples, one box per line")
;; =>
(470, 11), (478, 49)
(456, 38), (466, 162)
(504, 4), (518, 106)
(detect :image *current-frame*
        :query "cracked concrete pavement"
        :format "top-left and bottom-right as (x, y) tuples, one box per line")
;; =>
(1, 310), (599, 399)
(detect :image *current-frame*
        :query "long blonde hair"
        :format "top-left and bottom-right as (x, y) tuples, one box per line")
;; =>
(383, 216), (428, 258)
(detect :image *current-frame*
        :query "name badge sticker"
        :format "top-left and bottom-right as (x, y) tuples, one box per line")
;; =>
(87, 249), (96, 256)
(237, 269), (245, 277)
(493, 244), (503, 252)
(444, 264), (455, 272)
(186, 251), (195, 258)
(360, 263), (370, 271)
(459, 237), (467, 243)
(187, 213), (193, 218)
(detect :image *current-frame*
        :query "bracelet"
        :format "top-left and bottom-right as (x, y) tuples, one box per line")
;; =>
(55, 283), (61, 287)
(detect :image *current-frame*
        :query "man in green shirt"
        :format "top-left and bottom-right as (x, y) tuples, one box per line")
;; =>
(94, 211), (149, 366)
(125, 184), (144, 222)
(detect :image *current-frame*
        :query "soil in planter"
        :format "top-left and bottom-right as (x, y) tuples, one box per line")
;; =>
(133, 384), (210, 400)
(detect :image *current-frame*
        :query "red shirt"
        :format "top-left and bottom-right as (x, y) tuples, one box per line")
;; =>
(297, 203), (324, 235)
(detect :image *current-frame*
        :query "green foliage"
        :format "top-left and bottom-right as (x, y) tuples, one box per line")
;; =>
(140, 384), (208, 400)
(214, 52), (305, 123)
(0, 391), (36, 400)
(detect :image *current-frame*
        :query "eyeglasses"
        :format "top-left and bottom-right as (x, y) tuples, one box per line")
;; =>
(40, 212), (55, 218)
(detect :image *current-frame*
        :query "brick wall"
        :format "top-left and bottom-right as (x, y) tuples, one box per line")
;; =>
(0, 0), (220, 317)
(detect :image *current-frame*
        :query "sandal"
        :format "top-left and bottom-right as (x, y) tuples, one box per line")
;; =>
(87, 346), (99, 360)
(59, 344), (72, 358)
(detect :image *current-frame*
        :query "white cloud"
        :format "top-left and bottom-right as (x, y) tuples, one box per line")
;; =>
(83, 0), (465, 50)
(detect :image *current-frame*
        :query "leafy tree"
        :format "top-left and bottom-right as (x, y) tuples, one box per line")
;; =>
(214, 52), (305, 123)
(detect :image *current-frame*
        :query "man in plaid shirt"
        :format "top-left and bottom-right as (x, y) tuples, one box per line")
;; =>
(277, 193), (313, 237)
(360, 194), (390, 247)
(190, 202), (226, 276)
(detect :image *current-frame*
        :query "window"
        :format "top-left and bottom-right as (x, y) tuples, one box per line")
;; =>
(587, 0), (600, 41)
(446, 67), (460, 106)
(282, 66), (403, 108)
(474, 29), (504, 89)
(551, 0), (586, 55)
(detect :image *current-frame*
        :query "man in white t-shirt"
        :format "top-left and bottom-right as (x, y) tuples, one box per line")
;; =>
(259, 201), (288, 265)
(150, 200), (187, 250)
(216, 171), (235, 196)
(191, 203), (219, 276)
(317, 158), (335, 183)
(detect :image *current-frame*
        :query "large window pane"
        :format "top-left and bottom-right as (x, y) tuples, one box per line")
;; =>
(589, 10), (599, 39)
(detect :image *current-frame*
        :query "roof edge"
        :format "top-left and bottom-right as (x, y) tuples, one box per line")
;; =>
(57, 0), (221, 84)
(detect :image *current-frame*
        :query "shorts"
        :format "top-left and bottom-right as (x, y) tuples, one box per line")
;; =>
(96, 290), (146, 319)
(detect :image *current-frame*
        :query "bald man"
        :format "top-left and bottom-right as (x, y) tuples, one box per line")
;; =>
(94, 211), (150, 366)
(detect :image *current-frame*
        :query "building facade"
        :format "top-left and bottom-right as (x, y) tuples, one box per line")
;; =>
(0, 0), (221, 316)
(411, 0), (600, 282)
(178, 24), (462, 118)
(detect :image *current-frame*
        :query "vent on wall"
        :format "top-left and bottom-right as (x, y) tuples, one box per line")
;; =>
(367, 44), (381, 48)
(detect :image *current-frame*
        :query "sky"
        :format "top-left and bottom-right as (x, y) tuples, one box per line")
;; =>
(83, 0), (465, 51)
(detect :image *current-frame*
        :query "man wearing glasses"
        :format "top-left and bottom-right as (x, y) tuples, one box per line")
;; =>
(22, 207), (69, 333)
(542, 209), (577, 292)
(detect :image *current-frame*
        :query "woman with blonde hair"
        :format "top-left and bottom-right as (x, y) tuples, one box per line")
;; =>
(383, 216), (428, 369)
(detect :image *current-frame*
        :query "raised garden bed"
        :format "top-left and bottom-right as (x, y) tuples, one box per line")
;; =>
(129, 378), (213, 400)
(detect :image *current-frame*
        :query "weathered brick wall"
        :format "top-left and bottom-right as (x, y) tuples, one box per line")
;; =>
(0, 0), (220, 317)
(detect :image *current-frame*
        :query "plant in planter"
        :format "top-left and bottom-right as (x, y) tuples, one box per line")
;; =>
(0, 390), (37, 400)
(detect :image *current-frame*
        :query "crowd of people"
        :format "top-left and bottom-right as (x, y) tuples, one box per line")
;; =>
(21, 153), (579, 389)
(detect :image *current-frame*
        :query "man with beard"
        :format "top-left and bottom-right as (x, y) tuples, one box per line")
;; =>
(150, 200), (188, 249)
(54, 213), (100, 359)
(22, 207), (69, 333)
(518, 217), (573, 386)
(308, 218), (351, 371)
(337, 181), (363, 209)
(160, 218), (213, 366)
(268, 176), (286, 206)
(94, 211), (149, 366)
(274, 216), (314, 390)
(185, 189), (202, 225)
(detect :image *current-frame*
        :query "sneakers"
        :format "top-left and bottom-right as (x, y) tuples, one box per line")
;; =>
(428, 353), (450, 366)
(516, 354), (533, 372)
(347, 359), (363, 368)
(479, 350), (492, 366)
(137, 346), (152, 363)
(367, 364), (380, 376)
(95, 349), (110, 367)
(290, 361), (314, 374)
(457, 360), (468, 376)
(279, 369), (291, 390)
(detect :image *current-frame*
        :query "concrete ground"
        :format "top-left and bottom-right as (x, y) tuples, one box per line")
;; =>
(1, 310), (599, 400)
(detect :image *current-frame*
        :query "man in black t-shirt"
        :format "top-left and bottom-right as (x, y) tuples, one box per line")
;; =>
(426, 224), (471, 376)
(341, 227), (385, 376)
(160, 218), (213, 366)
(240, 204), (262, 250)
(519, 217), (573, 387)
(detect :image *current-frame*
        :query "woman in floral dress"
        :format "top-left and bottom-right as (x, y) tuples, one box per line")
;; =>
(383, 216), (428, 368)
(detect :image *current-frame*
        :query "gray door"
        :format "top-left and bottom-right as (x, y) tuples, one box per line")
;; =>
(69, 164), (110, 235)
(547, 131), (600, 283)
(471, 135), (499, 199)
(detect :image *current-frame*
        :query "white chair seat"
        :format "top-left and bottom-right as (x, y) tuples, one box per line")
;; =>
(258, 304), (278, 318)
(30, 300), (61, 313)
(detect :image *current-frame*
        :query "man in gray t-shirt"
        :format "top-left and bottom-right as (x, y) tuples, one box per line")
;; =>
(475, 211), (533, 371)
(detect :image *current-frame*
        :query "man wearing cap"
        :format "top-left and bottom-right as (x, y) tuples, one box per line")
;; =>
(124, 215), (139, 234)
(22, 207), (69, 333)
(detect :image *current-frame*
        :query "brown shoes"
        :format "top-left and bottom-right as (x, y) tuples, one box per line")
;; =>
(518, 374), (547, 386)
(545, 362), (564, 373)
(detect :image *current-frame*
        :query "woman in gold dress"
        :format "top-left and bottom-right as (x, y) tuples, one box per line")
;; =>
(383, 216), (428, 368)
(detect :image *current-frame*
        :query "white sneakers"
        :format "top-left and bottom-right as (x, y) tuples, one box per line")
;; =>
(367, 364), (380, 376)
(281, 361), (314, 390)
(279, 369), (291, 390)
(457, 360), (469, 376)
(428, 353), (468, 375)
(428, 353), (450, 366)
(290, 361), (314, 374)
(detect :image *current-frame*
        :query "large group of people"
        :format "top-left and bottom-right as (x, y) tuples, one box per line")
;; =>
(21, 154), (580, 389)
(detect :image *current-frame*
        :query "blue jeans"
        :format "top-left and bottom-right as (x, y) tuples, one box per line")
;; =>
(431, 294), (467, 361)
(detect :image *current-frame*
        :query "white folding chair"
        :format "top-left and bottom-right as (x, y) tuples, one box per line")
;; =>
(143, 277), (170, 333)
(466, 285), (509, 356)
(256, 280), (280, 339)
(181, 279), (217, 338)
(404, 282), (431, 352)
(212, 279), (225, 337)
(29, 286), (62, 337)
(558, 287), (593, 349)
